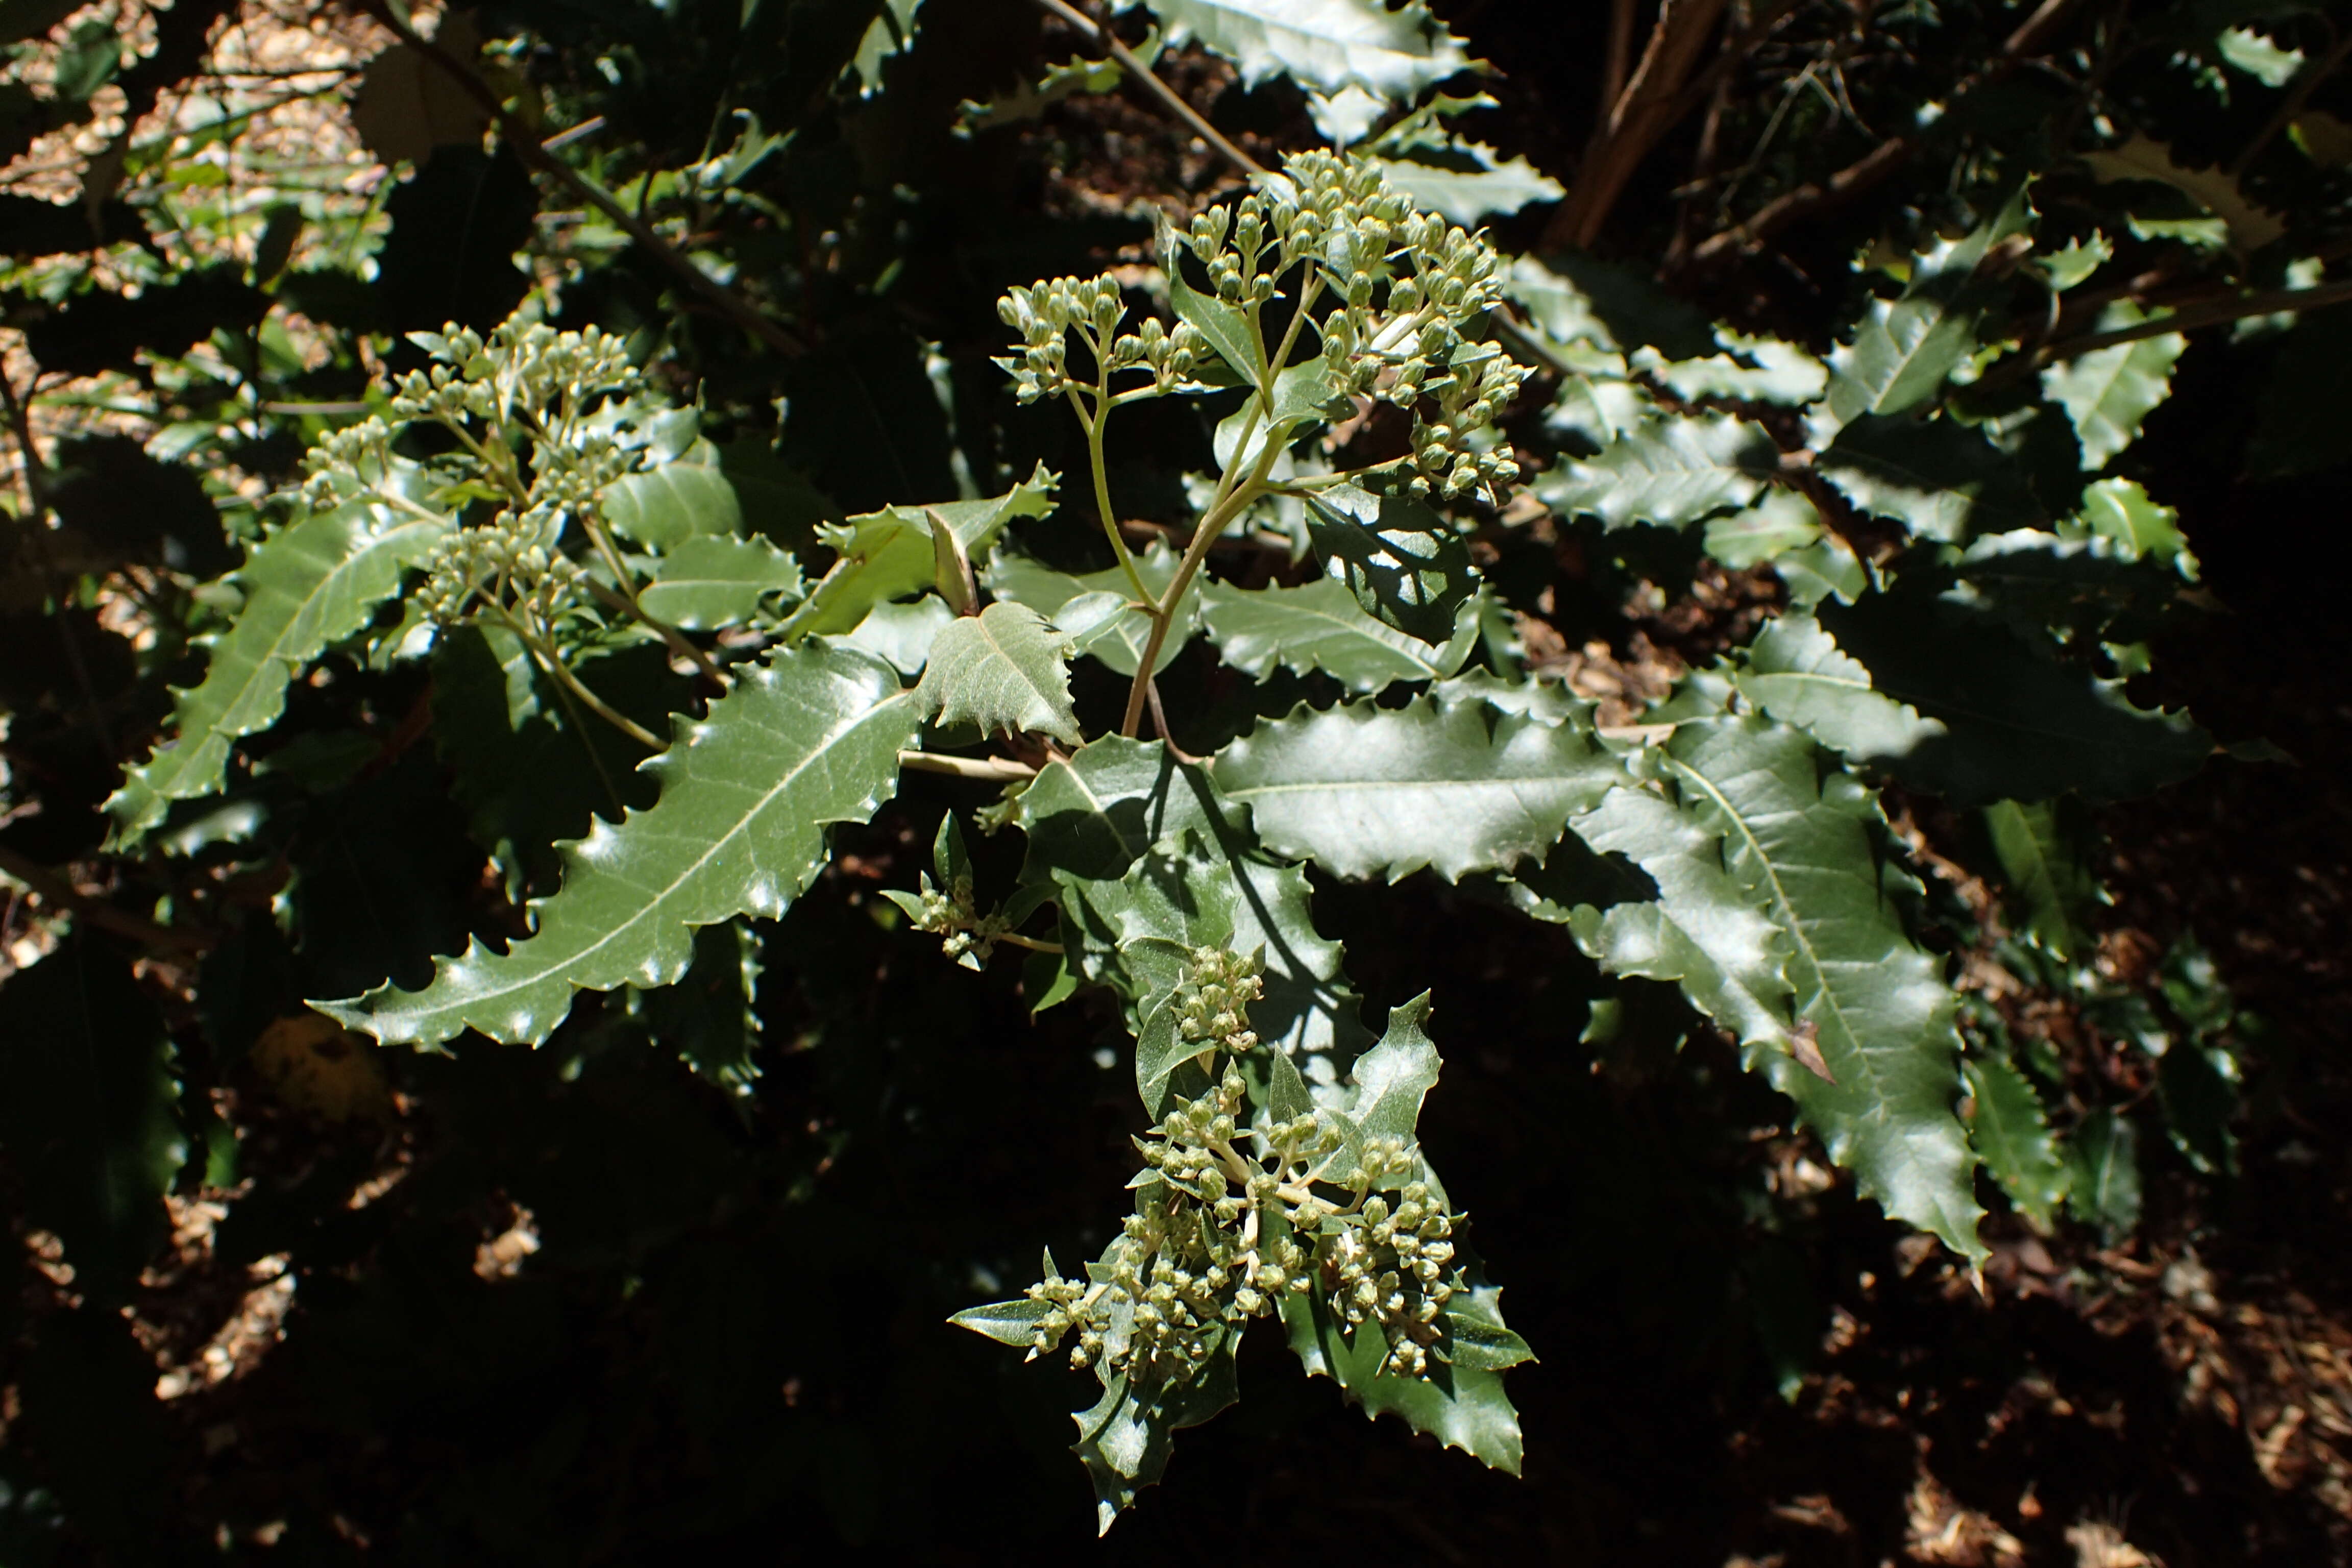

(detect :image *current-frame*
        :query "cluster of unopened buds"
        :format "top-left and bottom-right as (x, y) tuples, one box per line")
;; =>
(1181, 151), (1528, 502)
(994, 274), (1209, 403)
(895, 871), (1012, 969)
(1315, 1177), (1462, 1379)
(416, 514), (587, 624)
(1175, 945), (1263, 1058)
(299, 416), (399, 509)
(393, 320), (642, 429)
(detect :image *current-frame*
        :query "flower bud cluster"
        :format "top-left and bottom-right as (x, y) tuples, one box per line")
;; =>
(393, 320), (642, 431)
(416, 511), (584, 624)
(893, 872), (1012, 969)
(299, 416), (400, 509)
(1314, 1179), (1462, 1379)
(1175, 945), (1263, 1057)
(1178, 151), (1529, 504)
(995, 275), (1208, 403)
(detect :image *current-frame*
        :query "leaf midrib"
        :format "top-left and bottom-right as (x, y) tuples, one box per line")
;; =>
(394, 685), (910, 1026)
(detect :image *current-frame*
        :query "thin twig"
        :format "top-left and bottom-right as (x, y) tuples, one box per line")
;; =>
(1966, 277), (2352, 399)
(1144, 678), (1201, 764)
(1029, 0), (1266, 178)
(1687, 0), (2093, 270)
(898, 750), (1039, 781)
(2230, 30), (2352, 179)
(1600, 0), (1639, 135)
(0, 844), (214, 953)
(357, 1), (805, 358)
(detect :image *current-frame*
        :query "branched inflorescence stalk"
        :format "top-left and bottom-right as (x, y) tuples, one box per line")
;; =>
(1018, 946), (1472, 1385)
(992, 150), (1530, 740)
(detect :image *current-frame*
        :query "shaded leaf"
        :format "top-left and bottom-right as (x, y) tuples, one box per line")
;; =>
(2040, 303), (2186, 469)
(2065, 1108), (2141, 1234)
(1514, 783), (1802, 1067)
(0, 936), (183, 1303)
(1015, 738), (1364, 1064)
(1305, 482), (1476, 643)
(1817, 414), (2046, 543)
(107, 503), (447, 841)
(1536, 412), (1778, 530)
(1982, 798), (2103, 960)
(1964, 1051), (2070, 1230)
(1819, 587), (2211, 804)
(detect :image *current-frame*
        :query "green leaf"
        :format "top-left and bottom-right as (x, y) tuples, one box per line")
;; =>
(2159, 1043), (2240, 1177)
(1816, 414), (2046, 543)
(2040, 303), (2187, 470)
(2082, 133), (2285, 253)
(0, 936), (184, 1304)
(2065, 1108), (2141, 1235)
(1368, 147), (1563, 225)
(1516, 783), (1804, 1069)
(1635, 329), (1827, 406)
(914, 601), (1081, 744)
(600, 460), (745, 549)
(1199, 575), (1474, 693)
(1281, 996), (1527, 1469)
(1069, 1341), (1239, 1534)
(1818, 587), (2211, 804)
(1735, 612), (1948, 766)
(1659, 718), (1986, 1261)
(839, 596), (956, 675)
(1282, 1277), (1523, 1475)
(789, 464), (1057, 638)
(1535, 412), (1778, 530)
(1703, 488), (1823, 568)
(429, 626), (680, 895)
(1015, 738), (1364, 1063)
(636, 534), (805, 629)
(107, 502), (448, 840)
(850, 0), (924, 94)
(1336, 990), (1440, 1145)
(2071, 478), (2194, 572)
(950, 1294), (1059, 1346)
(1816, 188), (2032, 434)
(985, 538), (1199, 677)
(318, 642), (919, 1046)
(1304, 482), (1477, 643)
(1138, 0), (1473, 105)
(1981, 798), (2103, 960)
(1212, 691), (1624, 883)
(635, 920), (764, 1097)
(1964, 1051), (2070, 1230)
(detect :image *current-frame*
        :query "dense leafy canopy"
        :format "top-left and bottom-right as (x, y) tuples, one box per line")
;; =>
(0, 0), (2323, 1551)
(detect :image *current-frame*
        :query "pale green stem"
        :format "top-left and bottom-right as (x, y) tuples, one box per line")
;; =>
(499, 607), (665, 750)
(1117, 274), (1324, 737)
(1067, 381), (1154, 604)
